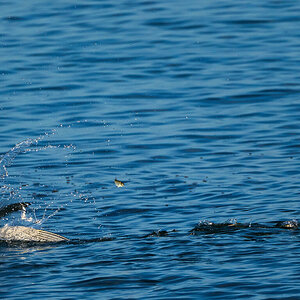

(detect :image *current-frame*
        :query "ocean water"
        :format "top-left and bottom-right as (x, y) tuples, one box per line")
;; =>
(0, 0), (300, 299)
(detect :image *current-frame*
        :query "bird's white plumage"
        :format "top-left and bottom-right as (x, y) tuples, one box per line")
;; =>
(0, 225), (68, 242)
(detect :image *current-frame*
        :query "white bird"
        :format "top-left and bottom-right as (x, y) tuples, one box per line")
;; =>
(0, 203), (69, 242)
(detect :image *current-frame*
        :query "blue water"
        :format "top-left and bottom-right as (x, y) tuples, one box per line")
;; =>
(1, 0), (300, 298)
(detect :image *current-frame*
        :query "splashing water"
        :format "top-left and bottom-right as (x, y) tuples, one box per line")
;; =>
(0, 128), (59, 179)
(0, 138), (37, 178)
(0, 122), (104, 237)
(0, 121), (86, 179)
(0, 128), (80, 228)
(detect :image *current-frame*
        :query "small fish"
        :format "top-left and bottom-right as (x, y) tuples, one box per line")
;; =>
(114, 178), (125, 188)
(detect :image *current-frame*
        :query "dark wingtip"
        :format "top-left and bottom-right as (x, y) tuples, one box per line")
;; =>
(0, 202), (31, 218)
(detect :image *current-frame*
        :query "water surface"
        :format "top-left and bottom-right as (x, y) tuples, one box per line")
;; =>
(1, 0), (300, 299)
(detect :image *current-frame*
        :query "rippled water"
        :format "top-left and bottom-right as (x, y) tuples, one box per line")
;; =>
(1, 0), (300, 299)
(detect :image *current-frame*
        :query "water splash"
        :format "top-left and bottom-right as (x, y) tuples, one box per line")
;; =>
(0, 129), (75, 224)
(0, 138), (37, 178)
(0, 128), (59, 179)
(21, 208), (33, 223)
(0, 124), (102, 235)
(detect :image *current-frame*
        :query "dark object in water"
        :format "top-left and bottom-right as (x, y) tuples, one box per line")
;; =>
(1, 201), (298, 243)
(189, 220), (250, 235)
(0, 202), (31, 218)
(143, 229), (177, 238)
(189, 219), (299, 235)
(275, 220), (298, 229)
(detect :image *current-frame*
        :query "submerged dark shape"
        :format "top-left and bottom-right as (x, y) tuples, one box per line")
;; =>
(1, 200), (298, 243)
(142, 229), (177, 238)
(188, 219), (299, 235)
(189, 219), (250, 235)
(275, 220), (298, 229)
(0, 202), (298, 243)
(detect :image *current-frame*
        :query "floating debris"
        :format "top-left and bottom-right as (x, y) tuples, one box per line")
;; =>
(114, 178), (125, 188)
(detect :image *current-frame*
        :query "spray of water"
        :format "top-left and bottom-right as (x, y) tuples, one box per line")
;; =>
(0, 127), (76, 226)
(0, 121), (104, 236)
(0, 128), (58, 179)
